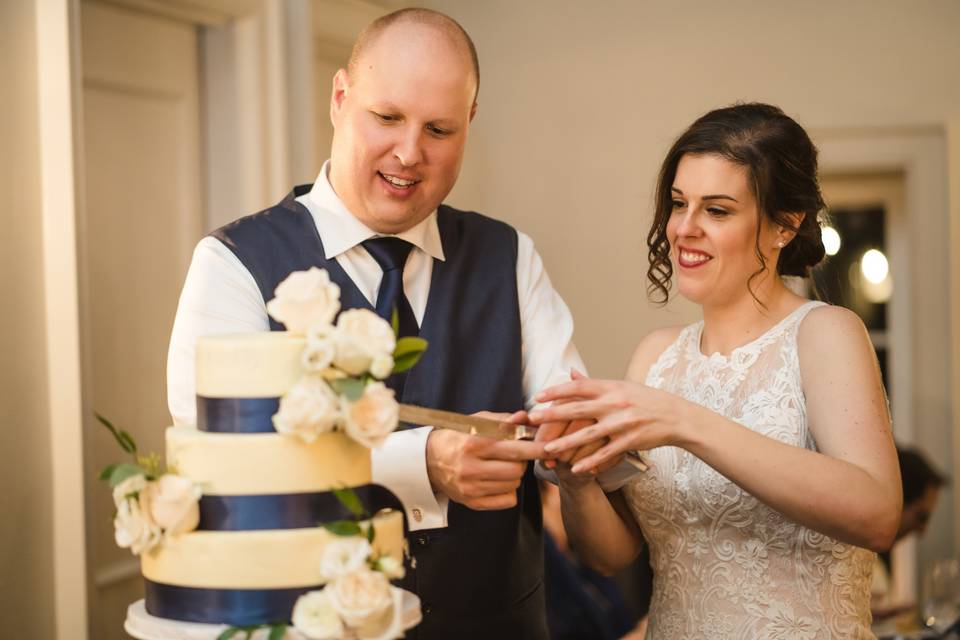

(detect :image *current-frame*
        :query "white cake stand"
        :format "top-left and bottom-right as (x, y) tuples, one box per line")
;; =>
(125, 591), (422, 640)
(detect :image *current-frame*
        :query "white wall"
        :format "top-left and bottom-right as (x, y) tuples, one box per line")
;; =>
(0, 0), (57, 637)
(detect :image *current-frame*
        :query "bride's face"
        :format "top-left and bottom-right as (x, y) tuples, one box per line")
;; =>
(667, 153), (780, 307)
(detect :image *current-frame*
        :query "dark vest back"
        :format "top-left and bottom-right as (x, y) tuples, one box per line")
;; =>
(211, 187), (546, 640)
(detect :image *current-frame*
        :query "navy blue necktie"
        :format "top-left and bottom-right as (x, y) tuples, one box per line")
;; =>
(362, 237), (418, 394)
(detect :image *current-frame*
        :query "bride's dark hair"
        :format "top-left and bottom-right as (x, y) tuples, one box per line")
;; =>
(647, 102), (827, 303)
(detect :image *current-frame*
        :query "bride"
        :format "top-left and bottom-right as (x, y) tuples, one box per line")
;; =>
(529, 103), (901, 639)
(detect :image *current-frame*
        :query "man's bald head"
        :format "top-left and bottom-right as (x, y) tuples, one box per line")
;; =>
(347, 8), (480, 104)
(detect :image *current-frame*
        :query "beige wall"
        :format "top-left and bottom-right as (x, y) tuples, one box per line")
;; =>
(0, 0), (56, 637)
(312, 0), (960, 575)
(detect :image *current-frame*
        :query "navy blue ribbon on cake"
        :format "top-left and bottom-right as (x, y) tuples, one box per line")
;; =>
(145, 581), (316, 626)
(197, 396), (279, 433)
(198, 484), (406, 531)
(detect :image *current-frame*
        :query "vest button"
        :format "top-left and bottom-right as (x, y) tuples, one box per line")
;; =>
(422, 603), (432, 615)
(416, 535), (429, 548)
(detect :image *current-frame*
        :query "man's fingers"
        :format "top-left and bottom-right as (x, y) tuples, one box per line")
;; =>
(479, 438), (546, 461)
(543, 418), (614, 455)
(462, 458), (527, 482)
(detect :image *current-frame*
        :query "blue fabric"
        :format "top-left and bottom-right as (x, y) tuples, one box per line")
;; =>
(196, 396), (279, 433)
(211, 189), (537, 639)
(145, 580), (315, 626)
(361, 236), (418, 394)
(197, 484), (406, 531)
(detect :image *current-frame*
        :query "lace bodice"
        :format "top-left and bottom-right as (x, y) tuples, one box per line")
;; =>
(626, 301), (876, 639)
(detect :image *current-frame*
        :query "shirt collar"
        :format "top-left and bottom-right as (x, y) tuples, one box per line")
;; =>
(298, 161), (445, 262)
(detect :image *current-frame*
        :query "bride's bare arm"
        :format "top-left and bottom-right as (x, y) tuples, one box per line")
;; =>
(534, 306), (901, 552)
(554, 327), (680, 574)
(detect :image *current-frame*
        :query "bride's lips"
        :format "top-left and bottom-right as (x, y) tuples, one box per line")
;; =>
(378, 171), (421, 198)
(676, 245), (713, 269)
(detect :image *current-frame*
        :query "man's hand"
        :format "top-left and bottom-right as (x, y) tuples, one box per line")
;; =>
(426, 410), (546, 510)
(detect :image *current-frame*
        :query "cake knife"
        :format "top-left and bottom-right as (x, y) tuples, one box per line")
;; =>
(397, 403), (651, 471)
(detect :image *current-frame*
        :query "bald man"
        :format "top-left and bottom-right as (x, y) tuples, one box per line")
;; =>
(167, 9), (582, 638)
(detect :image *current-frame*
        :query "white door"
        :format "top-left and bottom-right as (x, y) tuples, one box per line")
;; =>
(80, 2), (203, 637)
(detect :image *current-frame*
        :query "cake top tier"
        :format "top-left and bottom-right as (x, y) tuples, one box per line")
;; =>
(196, 332), (304, 398)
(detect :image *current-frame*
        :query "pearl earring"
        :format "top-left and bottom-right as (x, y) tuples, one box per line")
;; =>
(777, 240), (785, 248)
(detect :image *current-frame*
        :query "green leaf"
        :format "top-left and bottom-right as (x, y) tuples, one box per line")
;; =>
(366, 522), (375, 543)
(244, 631), (254, 640)
(94, 412), (138, 454)
(394, 336), (428, 358)
(330, 377), (366, 402)
(391, 307), (399, 336)
(268, 625), (287, 640)
(98, 463), (119, 482)
(216, 629), (240, 640)
(333, 488), (365, 519)
(392, 350), (424, 374)
(108, 463), (146, 488)
(324, 520), (362, 537)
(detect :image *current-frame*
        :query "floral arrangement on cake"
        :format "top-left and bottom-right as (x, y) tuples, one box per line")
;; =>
(95, 413), (202, 557)
(266, 266), (427, 448)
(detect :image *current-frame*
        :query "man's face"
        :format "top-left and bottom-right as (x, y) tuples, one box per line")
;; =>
(897, 485), (940, 541)
(328, 24), (477, 234)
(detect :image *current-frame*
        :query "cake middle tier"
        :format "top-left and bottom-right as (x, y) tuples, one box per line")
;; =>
(167, 426), (371, 494)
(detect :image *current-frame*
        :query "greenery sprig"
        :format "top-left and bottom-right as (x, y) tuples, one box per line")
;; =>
(323, 487), (375, 543)
(95, 412), (162, 487)
(217, 622), (287, 640)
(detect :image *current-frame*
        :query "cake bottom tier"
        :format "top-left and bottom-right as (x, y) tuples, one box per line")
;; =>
(141, 510), (404, 625)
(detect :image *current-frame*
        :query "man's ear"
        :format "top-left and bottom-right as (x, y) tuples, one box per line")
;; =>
(330, 69), (350, 127)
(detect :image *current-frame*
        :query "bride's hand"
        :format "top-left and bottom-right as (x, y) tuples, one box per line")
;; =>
(528, 377), (684, 473)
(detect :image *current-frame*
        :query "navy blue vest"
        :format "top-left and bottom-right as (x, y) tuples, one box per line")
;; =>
(211, 186), (546, 639)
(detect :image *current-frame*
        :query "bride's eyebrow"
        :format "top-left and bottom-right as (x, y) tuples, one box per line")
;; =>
(671, 187), (739, 203)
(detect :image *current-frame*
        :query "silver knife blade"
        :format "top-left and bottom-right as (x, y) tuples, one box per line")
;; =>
(398, 404), (537, 441)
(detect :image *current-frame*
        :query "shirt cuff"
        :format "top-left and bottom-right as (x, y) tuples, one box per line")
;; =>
(371, 426), (448, 531)
(596, 458), (645, 492)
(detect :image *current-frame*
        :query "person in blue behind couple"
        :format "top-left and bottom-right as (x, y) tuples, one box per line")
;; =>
(168, 7), (900, 640)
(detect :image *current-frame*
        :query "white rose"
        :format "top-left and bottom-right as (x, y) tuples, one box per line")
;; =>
(369, 355), (395, 380)
(303, 326), (336, 373)
(356, 585), (405, 640)
(328, 569), (394, 630)
(291, 589), (344, 640)
(320, 536), (373, 581)
(114, 493), (162, 556)
(333, 309), (396, 376)
(375, 554), (405, 580)
(143, 474), (201, 536)
(112, 473), (148, 509)
(273, 375), (341, 443)
(266, 267), (341, 335)
(342, 382), (398, 449)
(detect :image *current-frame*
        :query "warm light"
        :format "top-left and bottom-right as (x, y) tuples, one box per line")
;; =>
(860, 249), (889, 284)
(821, 226), (841, 256)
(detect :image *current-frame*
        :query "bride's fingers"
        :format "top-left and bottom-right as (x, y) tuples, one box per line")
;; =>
(571, 437), (631, 474)
(528, 400), (607, 425)
(567, 437), (605, 466)
(534, 378), (608, 404)
(556, 420), (599, 464)
(542, 417), (618, 455)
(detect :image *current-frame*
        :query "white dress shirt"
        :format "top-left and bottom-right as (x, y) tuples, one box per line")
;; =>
(167, 161), (585, 530)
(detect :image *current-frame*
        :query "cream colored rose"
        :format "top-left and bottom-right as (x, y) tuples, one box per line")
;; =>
(369, 355), (395, 380)
(143, 474), (201, 536)
(112, 473), (147, 509)
(333, 309), (396, 376)
(114, 494), (162, 556)
(266, 267), (341, 335)
(320, 536), (373, 581)
(354, 584), (405, 640)
(273, 375), (341, 443)
(328, 569), (394, 630)
(343, 382), (398, 448)
(375, 554), (405, 580)
(291, 589), (344, 640)
(303, 326), (336, 373)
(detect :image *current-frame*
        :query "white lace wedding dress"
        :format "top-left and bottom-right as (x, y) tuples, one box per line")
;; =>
(625, 301), (875, 639)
